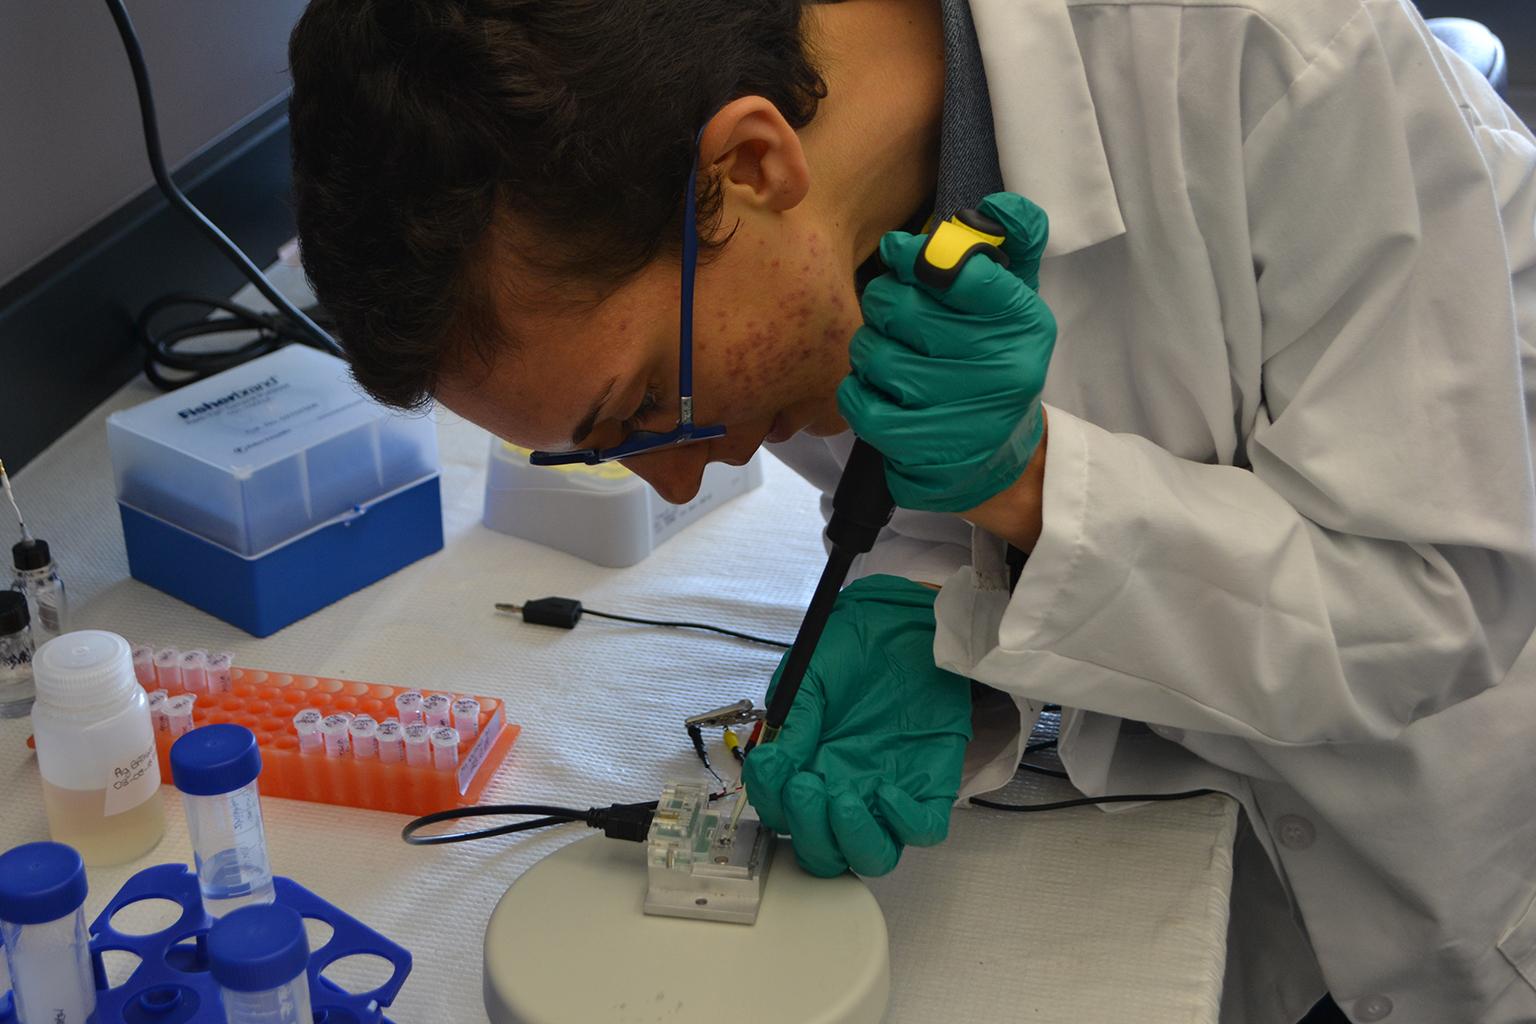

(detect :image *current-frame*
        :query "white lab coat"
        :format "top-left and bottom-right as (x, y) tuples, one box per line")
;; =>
(770, 0), (1536, 1021)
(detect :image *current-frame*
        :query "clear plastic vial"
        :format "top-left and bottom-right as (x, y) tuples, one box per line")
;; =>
(208, 904), (312, 1024)
(0, 591), (35, 718)
(452, 697), (481, 740)
(132, 644), (156, 687)
(402, 722), (431, 767)
(180, 649), (209, 694)
(31, 631), (166, 866)
(375, 719), (404, 764)
(0, 842), (96, 1024)
(348, 715), (379, 760)
(171, 724), (276, 917)
(292, 709), (323, 755)
(394, 690), (423, 725)
(11, 538), (68, 645)
(421, 693), (452, 727)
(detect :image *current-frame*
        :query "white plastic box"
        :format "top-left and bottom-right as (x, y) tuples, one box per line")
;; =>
(106, 346), (443, 635)
(482, 440), (762, 567)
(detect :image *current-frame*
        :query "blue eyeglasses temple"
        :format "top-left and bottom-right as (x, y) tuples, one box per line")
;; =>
(678, 142), (701, 427)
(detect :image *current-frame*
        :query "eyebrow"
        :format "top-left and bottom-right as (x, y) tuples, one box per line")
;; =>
(569, 376), (619, 447)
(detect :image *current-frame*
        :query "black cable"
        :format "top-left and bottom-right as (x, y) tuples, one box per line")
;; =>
(103, 0), (344, 390)
(1016, 737), (1067, 778)
(135, 294), (334, 390)
(402, 801), (666, 846)
(582, 608), (791, 649)
(401, 803), (588, 846)
(687, 724), (727, 787)
(497, 599), (791, 650)
(403, 784), (747, 847)
(971, 789), (1219, 813)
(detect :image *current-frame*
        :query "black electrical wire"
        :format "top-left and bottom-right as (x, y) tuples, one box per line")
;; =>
(498, 599), (792, 650)
(687, 724), (728, 788)
(135, 293), (333, 391)
(582, 608), (792, 649)
(403, 803), (585, 846)
(970, 792), (1222, 810)
(104, 0), (344, 389)
(1016, 736), (1068, 778)
(402, 789), (743, 846)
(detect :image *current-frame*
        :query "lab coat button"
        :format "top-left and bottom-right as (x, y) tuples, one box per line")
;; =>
(1352, 995), (1393, 1021)
(1276, 815), (1315, 850)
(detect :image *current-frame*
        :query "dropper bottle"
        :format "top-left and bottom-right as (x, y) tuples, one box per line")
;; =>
(11, 539), (68, 645)
(1, 459), (67, 645)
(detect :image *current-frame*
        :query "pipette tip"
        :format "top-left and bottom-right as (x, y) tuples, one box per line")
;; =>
(0, 459), (31, 541)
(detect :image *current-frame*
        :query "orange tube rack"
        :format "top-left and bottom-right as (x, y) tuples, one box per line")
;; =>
(148, 666), (520, 816)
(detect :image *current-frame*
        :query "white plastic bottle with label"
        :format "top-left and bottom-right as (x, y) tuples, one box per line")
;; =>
(31, 630), (166, 866)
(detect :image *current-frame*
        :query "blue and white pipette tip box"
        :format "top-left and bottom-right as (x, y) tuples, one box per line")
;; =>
(107, 346), (443, 637)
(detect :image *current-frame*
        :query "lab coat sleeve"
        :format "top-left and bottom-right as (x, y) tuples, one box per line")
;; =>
(935, 3), (1536, 745)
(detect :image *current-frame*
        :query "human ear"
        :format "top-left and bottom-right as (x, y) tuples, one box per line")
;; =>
(699, 96), (811, 218)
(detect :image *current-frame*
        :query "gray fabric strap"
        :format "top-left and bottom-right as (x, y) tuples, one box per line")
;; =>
(935, 0), (1006, 218)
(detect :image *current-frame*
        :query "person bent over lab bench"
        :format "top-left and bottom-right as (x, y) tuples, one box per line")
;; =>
(285, 1), (1536, 1021)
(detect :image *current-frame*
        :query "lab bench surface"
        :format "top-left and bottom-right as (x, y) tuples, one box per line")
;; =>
(2, 321), (1236, 1022)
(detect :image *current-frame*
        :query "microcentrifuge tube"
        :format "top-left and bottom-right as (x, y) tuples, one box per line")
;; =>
(402, 723), (431, 767)
(154, 647), (182, 692)
(292, 709), (323, 755)
(394, 690), (424, 725)
(206, 652), (233, 694)
(422, 693), (451, 728)
(147, 690), (169, 736)
(132, 644), (156, 687)
(451, 697), (481, 741)
(375, 719), (404, 765)
(348, 715), (379, 760)
(319, 714), (351, 757)
(179, 649), (208, 695)
(429, 726), (460, 771)
(165, 694), (196, 738)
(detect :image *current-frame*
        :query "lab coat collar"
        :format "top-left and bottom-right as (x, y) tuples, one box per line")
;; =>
(969, 0), (1127, 256)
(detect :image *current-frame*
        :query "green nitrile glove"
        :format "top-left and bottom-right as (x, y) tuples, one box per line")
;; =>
(742, 575), (973, 878)
(837, 192), (1056, 513)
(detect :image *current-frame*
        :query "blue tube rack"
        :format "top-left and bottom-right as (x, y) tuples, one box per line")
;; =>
(0, 864), (411, 1024)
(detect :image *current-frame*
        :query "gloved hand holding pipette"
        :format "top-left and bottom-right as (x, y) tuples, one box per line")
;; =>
(837, 192), (1055, 514)
(741, 575), (972, 878)
(744, 194), (1055, 877)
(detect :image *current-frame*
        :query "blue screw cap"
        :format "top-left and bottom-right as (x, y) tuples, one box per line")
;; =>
(207, 904), (310, 992)
(0, 841), (87, 925)
(171, 723), (262, 796)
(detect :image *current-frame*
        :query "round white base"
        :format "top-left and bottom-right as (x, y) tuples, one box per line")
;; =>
(483, 832), (890, 1023)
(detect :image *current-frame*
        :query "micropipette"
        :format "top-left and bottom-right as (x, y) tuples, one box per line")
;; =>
(732, 209), (1008, 833)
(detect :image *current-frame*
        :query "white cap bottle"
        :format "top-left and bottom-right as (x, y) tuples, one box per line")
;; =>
(31, 630), (166, 865)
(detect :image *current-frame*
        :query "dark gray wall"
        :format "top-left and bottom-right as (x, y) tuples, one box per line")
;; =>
(0, 0), (308, 288)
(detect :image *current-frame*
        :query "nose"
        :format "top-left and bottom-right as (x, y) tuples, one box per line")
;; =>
(625, 446), (709, 504)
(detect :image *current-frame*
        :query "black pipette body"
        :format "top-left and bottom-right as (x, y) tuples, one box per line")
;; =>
(759, 438), (895, 741)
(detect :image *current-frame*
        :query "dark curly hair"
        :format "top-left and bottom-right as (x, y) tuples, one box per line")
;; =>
(288, 1), (832, 409)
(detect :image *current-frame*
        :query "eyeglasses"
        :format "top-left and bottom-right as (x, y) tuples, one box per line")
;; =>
(528, 141), (726, 466)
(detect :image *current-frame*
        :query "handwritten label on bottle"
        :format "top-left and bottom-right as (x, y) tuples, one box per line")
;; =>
(104, 742), (161, 816)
